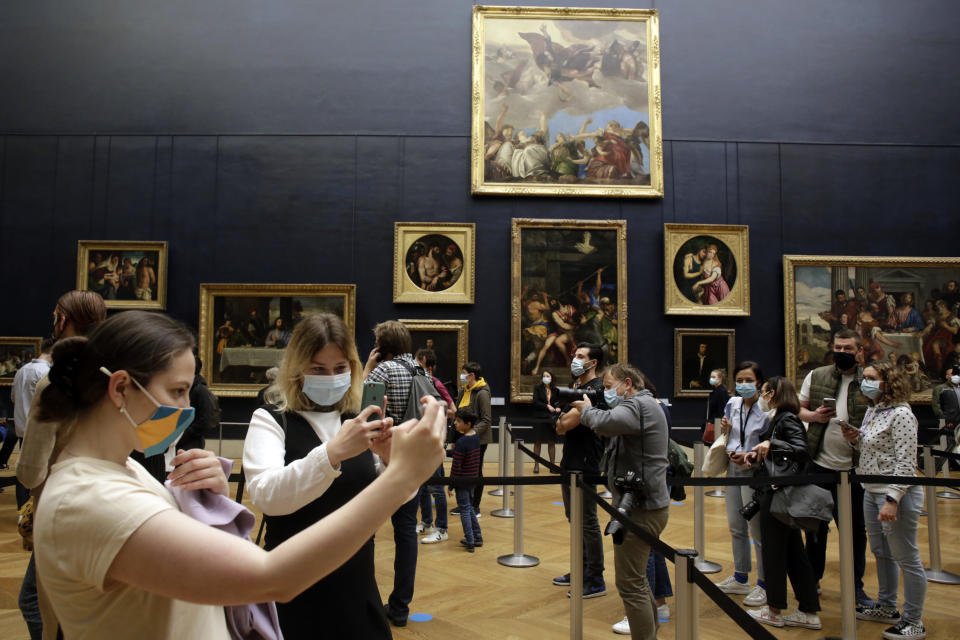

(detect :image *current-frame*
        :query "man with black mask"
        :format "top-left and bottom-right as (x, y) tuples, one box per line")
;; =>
(797, 328), (875, 610)
(554, 342), (607, 599)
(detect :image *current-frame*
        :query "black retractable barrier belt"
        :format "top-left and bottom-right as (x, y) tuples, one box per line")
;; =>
(853, 474), (960, 487)
(515, 438), (564, 475)
(929, 448), (960, 464)
(689, 567), (779, 640)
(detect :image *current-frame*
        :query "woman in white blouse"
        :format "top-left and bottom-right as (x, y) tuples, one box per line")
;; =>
(843, 360), (927, 640)
(244, 313), (394, 639)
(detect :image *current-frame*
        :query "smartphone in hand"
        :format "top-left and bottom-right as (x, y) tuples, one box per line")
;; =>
(822, 397), (836, 410)
(361, 381), (386, 410)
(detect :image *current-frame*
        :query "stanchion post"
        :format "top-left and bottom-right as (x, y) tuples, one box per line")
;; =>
(922, 447), (960, 583)
(498, 438), (539, 567)
(569, 472), (583, 640)
(490, 416), (507, 496)
(692, 442), (721, 574)
(674, 549), (699, 640)
(492, 422), (515, 518)
(831, 470), (857, 640)
(937, 431), (960, 499)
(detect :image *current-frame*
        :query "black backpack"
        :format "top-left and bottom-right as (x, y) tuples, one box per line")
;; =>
(395, 359), (442, 421)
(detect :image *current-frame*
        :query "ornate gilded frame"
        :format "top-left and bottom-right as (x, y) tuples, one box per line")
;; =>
(664, 223), (750, 316)
(784, 255), (960, 405)
(199, 283), (356, 397)
(398, 319), (469, 389)
(471, 6), (663, 198)
(673, 328), (735, 399)
(393, 222), (476, 304)
(510, 218), (627, 402)
(0, 337), (43, 386)
(76, 240), (168, 310)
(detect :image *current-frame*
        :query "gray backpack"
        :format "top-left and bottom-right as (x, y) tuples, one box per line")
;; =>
(396, 359), (442, 421)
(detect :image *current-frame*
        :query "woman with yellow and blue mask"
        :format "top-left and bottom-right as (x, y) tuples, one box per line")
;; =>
(32, 310), (446, 639)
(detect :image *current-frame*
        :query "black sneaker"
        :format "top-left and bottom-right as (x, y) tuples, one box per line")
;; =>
(882, 619), (926, 639)
(460, 538), (483, 548)
(450, 507), (461, 515)
(856, 605), (901, 625)
(567, 582), (607, 599)
(553, 573), (571, 586)
(383, 604), (407, 628)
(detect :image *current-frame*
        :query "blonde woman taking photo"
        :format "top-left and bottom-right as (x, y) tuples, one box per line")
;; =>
(34, 310), (445, 639)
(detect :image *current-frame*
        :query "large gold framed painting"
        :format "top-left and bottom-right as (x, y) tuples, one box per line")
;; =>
(784, 255), (960, 404)
(511, 218), (627, 402)
(471, 6), (663, 198)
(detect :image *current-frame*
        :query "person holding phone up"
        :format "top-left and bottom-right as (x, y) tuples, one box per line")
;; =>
(243, 313), (395, 639)
(713, 361), (771, 607)
(796, 328), (875, 608)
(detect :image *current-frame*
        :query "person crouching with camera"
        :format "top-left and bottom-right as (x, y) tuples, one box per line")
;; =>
(743, 376), (822, 630)
(572, 362), (669, 640)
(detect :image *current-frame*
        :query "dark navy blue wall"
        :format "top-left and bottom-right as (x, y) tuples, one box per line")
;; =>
(2, 1), (959, 429)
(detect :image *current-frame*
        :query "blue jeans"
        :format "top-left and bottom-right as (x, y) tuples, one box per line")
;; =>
(455, 487), (482, 545)
(387, 496), (419, 619)
(647, 550), (673, 599)
(418, 464), (447, 530)
(863, 486), (926, 624)
(724, 460), (765, 580)
(20, 553), (42, 640)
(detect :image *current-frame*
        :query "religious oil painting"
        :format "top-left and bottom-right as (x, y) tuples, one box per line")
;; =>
(511, 218), (627, 402)
(394, 223), (475, 304)
(199, 284), (356, 397)
(0, 337), (43, 386)
(399, 319), (469, 392)
(674, 328), (735, 399)
(664, 224), (750, 316)
(76, 240), (168, 310)
(784, 255), (960, 404)
(471, 6), (663, 198)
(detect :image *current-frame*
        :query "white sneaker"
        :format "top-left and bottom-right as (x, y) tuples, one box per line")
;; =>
(415, 522), (425, 534)
(657, 603), (670, 621)
(715, 575), (752, 595)
(612, 617), (630, 635)
(420, 530), (448, 544)
(748, 606), (784, 628)
(743, 585), (767, 606)
(781, 609), (822, 630)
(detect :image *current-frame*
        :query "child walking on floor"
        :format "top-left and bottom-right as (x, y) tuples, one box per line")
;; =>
(450, 408), (483, 552)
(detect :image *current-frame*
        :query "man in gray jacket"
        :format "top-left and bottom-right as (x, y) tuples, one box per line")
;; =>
(574, 362), (669, 640)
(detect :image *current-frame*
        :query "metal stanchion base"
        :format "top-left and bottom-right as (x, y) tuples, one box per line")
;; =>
(599, 490), (612, 499)
(498, 553), (540, 567)
(937, 489), (960, 499)
(705, 488), (726, 498)
(694, 560), (722, 574)
(489, 488), (503, 496)
(491, 508), (515, 518)
(924, 568), (960, 584)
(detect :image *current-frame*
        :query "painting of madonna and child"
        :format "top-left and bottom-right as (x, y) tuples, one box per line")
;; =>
(510, 219), (627, 402)
(471, 7), (663, 197)
(664, 224), (750, 316)
(784, 256), (960, 403)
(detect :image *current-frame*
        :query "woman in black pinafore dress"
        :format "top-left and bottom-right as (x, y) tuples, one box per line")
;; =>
(242, 313), (392, 639)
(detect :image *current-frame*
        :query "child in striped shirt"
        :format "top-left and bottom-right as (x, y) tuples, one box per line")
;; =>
(451, 407), (483, 551)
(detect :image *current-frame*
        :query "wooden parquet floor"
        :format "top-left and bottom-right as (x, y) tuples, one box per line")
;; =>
(2, 456), (958, 639)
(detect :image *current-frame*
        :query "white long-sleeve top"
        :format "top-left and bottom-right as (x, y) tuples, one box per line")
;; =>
(243, 407), (382, 516)
(856, 402), (917, 502)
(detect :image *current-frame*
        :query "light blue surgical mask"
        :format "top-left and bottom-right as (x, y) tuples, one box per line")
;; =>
(603, 385), (623, 408)
(709, 377), (720, 387)
(735, 382), (757, 398)
(860, 378), (882, 400)
(302, 372), (352, 407)
(101, 367), (196, 458)
(542, 375), (552, 385)
(571, 358), (592, 378)
(460, 373), (468, 384)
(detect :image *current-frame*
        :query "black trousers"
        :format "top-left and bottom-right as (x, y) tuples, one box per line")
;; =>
(803, 462), (868, 591)
(760, 492), (820, 613)
(0, 432), (18, 467)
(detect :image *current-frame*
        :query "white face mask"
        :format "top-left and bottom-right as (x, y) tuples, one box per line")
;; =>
(302, 372), (352, 406)
(951, 375), (960, 386)
(542, 375), (552, 385)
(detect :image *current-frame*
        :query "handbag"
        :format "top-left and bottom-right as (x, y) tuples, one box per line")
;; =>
(703, 421), (716, 445)
(701, 430), (729, 477)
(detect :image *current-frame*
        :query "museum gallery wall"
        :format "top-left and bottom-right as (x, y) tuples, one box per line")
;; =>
(1, 2), (958, 428)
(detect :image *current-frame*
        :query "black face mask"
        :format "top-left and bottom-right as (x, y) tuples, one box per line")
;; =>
(833, 351), (857, 372)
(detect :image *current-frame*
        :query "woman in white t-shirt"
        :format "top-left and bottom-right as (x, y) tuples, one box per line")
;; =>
(33, 310), (446, 640)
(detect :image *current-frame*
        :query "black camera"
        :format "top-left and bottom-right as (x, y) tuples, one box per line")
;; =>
(739, 490), (763, 521)
(555, 386), (604, 405)
(604, 471), (647, 545)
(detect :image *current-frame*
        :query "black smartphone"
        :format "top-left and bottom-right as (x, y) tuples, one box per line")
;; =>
(822, 397), (836, 409)
(361, 381), (386, 410)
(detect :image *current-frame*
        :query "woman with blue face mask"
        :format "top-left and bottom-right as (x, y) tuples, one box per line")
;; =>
(713, 361), (771, 608)
(31, 311), (446, 639)
(244, 313), (398, 639)
(842, 361), (927, 640)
